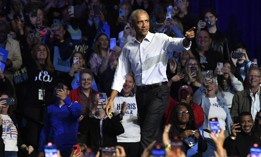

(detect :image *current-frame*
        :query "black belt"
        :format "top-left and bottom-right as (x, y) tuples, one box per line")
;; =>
(137, 82), (167, 91)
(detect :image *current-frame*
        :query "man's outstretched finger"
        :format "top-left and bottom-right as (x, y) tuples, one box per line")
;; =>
(187, 26), (196, 32)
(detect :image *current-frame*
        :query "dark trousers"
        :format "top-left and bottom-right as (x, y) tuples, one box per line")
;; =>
(136, 83), (169, 149)
(117, 142), (142, 157)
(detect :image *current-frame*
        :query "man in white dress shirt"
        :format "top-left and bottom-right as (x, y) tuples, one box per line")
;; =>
(106, 9), (195, 149)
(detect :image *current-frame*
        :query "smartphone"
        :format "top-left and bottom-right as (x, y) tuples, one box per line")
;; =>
(110, 38), (116, 50)
(151, 143), (165, 157)
(203, 70), (213, 78)
(119, 8), (125, 17)
(68, 6), (74, 17)
(190, 66), (197, 74)
(209, 117), (221, 135)
(166, 5), (173, 19)
(205, 20), (211, 28)
(44, 143), (58, 157)
(232, 52), (243, 59)
(72, 144), (81, 155)
(99, 93), (107, 106)
(216, 62), (223, 75)
(52, 19), (60, 30)
(250, 144), (261, 157)
(73, 56), (79, 64)
(233, 116), (240, 124)
(217, 62), (223, 69)
(100, 147), (116, 156)
(0, 98), (15, 106)
(171, 136), (183, 150)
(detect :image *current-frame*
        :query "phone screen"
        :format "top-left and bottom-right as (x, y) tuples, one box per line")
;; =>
(44, 143), (58, 157)
(151, 143), (165, 156)
(250, 146), (261, 157)
(216, 62), (223, 69)
(166, 5), (173, 19)
(119, 8), (125, 17)
(99, 93), (107, 106)
(0, 98), (15, 106)
(73, 56), (79, 64)
(110, 38), (116, 50)
(209, 117), (221, 135)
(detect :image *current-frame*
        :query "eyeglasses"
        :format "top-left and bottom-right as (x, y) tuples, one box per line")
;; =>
(249, 75), (261, 78)
(178, 110), (189, 115)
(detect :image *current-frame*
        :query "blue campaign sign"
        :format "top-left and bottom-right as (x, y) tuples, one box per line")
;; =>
(0, 48), (9, 72)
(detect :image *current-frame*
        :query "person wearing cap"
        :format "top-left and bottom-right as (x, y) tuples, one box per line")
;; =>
(165, 85), (204, 128)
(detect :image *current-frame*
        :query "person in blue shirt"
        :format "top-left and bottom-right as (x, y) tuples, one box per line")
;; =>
(38, 82), (82, 157)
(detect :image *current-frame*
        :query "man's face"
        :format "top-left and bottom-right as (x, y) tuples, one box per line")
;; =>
(240, 115), (254, 134)
(248, 69), (261, 88)
(80, 73), (93, 90)
(132, 12), (150, 39)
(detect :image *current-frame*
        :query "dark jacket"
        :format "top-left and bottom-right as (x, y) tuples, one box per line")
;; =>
(169, 124), (207, 157)
(84, 114), (124, 153)
(231, 88), (261, 118)
(224, 131), (261, 157)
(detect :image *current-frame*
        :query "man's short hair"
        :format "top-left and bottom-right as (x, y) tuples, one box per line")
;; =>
(248, 66), (261, 76)
(239, 111), (253, 122)
(130, 9), (149, 23)
(79, 68), (94, 80)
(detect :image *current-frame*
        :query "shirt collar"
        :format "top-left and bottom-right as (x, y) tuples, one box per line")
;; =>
(249, 87), (261, 96)
(134, 31), (153, 43)
(144, 31), (153, 42)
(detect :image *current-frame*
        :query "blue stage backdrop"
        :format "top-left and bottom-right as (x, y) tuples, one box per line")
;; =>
(190, 0), (261, 65)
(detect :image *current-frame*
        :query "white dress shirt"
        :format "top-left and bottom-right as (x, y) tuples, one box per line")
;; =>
(112, 32), (190, 92)
(250, 88), (260, 120)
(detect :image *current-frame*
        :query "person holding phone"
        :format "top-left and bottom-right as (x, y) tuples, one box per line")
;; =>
(168, 103), (207, 156)
(231, 67), (261, 120)
(38, 83), (82, 157)
(196, 77), (232, 157)
(67, 51), (98, 92)
(216, 61), (244, 110)
(105, 9), (195, 150)
(82, 93), (125, 154)
(68, 69), (99, 142)
(224, 112), (261, 157)
(0, 92), (18, 157)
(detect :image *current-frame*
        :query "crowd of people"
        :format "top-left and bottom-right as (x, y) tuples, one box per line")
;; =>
(0, 0), (261, 157)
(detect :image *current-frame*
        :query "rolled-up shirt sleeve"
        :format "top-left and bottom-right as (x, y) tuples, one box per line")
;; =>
(111, 48), (130, 92)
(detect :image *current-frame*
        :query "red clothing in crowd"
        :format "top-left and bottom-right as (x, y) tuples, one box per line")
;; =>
(165, 97), (204, 128)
